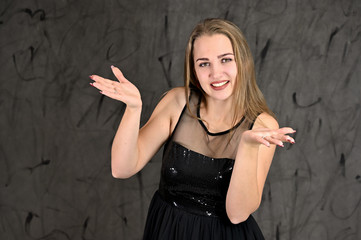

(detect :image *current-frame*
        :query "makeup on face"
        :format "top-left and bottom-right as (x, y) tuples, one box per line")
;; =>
(193, 34), (238, 101)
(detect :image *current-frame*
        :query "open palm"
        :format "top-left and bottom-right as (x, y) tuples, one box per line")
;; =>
(90, 66), (142, 109)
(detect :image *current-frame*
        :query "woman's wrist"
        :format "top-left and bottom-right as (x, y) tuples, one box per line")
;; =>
(125, 102), (142, 114)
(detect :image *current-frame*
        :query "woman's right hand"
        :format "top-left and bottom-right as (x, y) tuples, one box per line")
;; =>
(90, 65), (142, 110)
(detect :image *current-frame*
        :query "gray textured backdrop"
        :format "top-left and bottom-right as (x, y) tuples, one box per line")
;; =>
(0, 0), (360, 239)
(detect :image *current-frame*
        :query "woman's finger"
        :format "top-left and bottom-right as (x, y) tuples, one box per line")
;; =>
(285, 135), (296, 144)
(90, 74), (112, 83)
(111, 65), (129, 83)
(278, 127), (296, 134)
(263, 135), (284, 147)
(270, 133), (296, 145)
(258, 135), (270, 148)
(90, 75), (118, 87)
(100, 90), (125, 102)
(91, 81), (119, 95)
(90, 75), (125, 94)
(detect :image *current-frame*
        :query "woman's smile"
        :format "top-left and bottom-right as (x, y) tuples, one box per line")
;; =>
(210, 80), (230, 89)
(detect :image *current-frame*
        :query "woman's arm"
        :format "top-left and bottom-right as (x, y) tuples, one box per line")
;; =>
(90, 66), (185, 178)
(226, 113), (295, 224)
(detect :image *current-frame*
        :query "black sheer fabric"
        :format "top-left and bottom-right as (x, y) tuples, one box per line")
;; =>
(143, 90), (264, 240)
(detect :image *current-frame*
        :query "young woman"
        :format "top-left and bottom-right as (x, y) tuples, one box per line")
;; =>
(90, 18), (295, 240)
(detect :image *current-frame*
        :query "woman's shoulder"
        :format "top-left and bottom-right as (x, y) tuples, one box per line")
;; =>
(157, 87), (187, 130)
(253, 112), (279, 130)
(154, 87), (187, 119)
(160, 87), (187, 109)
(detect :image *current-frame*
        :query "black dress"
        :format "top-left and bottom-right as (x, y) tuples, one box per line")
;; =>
(143, 90), (265, 240)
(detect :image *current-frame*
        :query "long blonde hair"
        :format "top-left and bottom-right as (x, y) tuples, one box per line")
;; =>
(184, 18), (275, 126)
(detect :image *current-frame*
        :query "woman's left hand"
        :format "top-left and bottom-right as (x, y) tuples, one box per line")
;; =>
(241, 127), (296, 148)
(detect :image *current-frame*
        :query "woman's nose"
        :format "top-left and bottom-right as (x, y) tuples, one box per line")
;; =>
(209, 63), (222, 79)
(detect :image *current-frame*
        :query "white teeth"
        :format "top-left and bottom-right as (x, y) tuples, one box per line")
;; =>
(211, 81), (228, 87)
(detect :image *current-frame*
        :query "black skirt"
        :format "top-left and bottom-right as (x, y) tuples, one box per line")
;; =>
(143, 191), (265, 240)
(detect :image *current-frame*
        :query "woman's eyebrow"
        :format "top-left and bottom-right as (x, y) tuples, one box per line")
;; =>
(218, 53), (234, 58)
(196, 53), (234, 62)
(196, 57), (209, 62)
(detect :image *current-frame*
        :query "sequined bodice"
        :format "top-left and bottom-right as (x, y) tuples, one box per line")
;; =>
(158, 90), (253, 218)
(159, 141), (235, 217)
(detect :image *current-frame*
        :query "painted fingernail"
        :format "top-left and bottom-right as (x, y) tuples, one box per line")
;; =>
(89, 75), (93, 79)
(111, 65), (114, 68)
(279, 143), (284, 147)
(90, 82), (94, 87)
(99, 91), (103, 94)
(287, 137), (295, 144)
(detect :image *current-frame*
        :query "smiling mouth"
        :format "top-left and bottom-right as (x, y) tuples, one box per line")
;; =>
(211, 81), (229, 87)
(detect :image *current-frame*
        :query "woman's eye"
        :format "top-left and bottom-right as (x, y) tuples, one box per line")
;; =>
(199, 62), (210, 67)
(221, 58), (232, 63)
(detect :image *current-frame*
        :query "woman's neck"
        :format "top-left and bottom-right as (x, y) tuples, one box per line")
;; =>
(200, 95), (235, 131)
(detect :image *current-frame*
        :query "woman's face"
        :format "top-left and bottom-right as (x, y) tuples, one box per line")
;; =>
(193, 34), (237, 101)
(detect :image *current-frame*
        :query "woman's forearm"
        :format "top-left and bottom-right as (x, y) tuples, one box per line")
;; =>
(111, 106), (142, 178)
(226, 141), (260, 224)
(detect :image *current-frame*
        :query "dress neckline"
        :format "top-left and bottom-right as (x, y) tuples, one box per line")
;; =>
(196, 95), (245, 136)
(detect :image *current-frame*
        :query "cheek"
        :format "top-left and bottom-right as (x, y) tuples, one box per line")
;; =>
(194, 67), (208, 82)
(227, 63), (238, 78)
